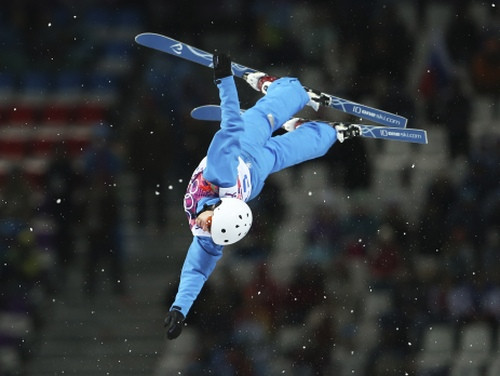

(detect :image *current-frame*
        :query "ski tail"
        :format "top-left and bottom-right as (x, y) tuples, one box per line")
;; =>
(190, 104), (224, 121)
(190, 105), (427, 144)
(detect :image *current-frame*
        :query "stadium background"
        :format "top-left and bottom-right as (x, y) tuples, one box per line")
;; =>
(0, 1), (499, 375)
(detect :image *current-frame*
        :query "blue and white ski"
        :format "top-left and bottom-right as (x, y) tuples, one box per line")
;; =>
(135, 33), (408, 128)
(190, 105), (428, 144)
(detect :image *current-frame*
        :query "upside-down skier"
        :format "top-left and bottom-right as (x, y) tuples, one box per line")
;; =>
(164, 53), (361, 339)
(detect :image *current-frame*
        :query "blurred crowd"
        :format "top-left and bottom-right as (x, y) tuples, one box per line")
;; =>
(0, 0), (499, 375)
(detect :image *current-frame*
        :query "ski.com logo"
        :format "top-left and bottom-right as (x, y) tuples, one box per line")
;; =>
(381, 130), (400, 136)
(381, 129), (422, 139)
(352, 106), (401, 126)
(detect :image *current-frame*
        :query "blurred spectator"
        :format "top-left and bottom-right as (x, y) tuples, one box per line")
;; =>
(250, 178), (286, 247)
(233, 180), (285, 262)
(304, 203), (343, 265)
(365, 313), (411, 376)
(441, 225), (477, 279)
(296, 304), (337, 376)
(80, 124), (125, 298)
(187, 266), (243, 338)
(368, 224), (406, 288)
(42, 143), (81, 285)
(283, 263), (327, 325)
(379, 201), (412, 249)
(418, 31), (453, 124)
(357, 4), (414, 91)
(127, 103), (171, 231)
(479, 272), (500, 321)
(445, 275), (476, 322)
(462, 136), (500, 198)
(231, 301), (270, 375)
(342, 199), (379, 244)
(0, 170), (49, 375)
(481, 227), (500, 283)
(483, 189), (500, 231)
(426, 272), (454, 321)
(441, 78), (472, 159)
(2, 227), (47, 293)
(445, 3), (480, 68)
(0, 168), (34, 223)
(326, 138), (372, 191)
(417, 173), (457, 254)
(446, 191), (483, 247)
(377, 80), (417, 128)
(231, 226), (270, 261)
(242, 263), (284, 332)
(392, 273), (430, 340)
(471, 37), (500, 97)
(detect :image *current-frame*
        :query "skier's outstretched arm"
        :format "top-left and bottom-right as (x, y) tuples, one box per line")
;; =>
(164, 54), (243, 341)
(165, 236), (223, 339)
(203, 54), (244, 189)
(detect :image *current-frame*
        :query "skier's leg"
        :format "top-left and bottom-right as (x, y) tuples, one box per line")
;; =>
(264, 121), (338, 174)
(240, 77), (309, 146)
(283, 118), (362, 142)
(241, 121), (337, 200)
(243, 72), (278, 93)
(244, 72), (324, 111)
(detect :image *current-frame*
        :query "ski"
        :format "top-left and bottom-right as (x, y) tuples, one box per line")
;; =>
(190, 105), (428, 144)
(135, 33), (408, 128)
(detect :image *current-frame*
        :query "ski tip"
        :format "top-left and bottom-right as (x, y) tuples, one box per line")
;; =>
(135, 32), (162, 42)
(134, 33), (150, 43)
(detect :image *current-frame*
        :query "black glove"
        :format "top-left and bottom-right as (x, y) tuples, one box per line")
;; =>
(213, 53), (232, 81)
(164, 308), (185, 340)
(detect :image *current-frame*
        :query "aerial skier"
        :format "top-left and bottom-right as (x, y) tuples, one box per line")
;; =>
(164, 53), (360, 339)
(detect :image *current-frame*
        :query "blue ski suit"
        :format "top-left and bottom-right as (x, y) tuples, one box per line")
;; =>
(171, 75), (338, 317)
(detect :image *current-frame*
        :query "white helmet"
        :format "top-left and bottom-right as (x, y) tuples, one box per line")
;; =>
(211, 198), (253, 245)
